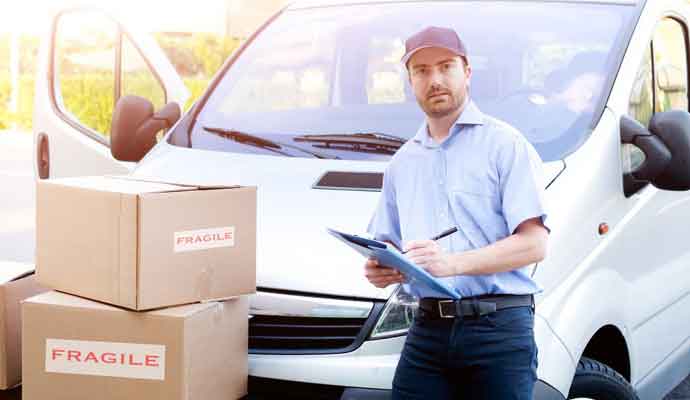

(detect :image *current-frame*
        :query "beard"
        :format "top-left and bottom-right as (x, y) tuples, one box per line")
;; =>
(417, 87), (465, 119)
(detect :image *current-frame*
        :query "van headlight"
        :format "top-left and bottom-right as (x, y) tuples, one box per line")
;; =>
(369, 286), (418, 339)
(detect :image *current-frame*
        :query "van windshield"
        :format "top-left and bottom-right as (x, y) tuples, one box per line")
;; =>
(184, 1), (634, 162)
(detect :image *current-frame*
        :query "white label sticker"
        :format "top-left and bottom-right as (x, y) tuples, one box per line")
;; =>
(45, 339), (166, 380)
(174, 226), (235, 253)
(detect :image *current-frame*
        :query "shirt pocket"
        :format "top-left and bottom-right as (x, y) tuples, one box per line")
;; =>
(450, 178), (499, 212)
(450, 171), (497, 196)
(449, 180), (502, 247)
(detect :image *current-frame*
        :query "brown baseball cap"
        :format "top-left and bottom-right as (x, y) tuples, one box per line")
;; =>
(401, 26), (468, 68)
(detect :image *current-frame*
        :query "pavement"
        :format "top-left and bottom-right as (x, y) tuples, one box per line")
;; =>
(0, 129), (688, 399)
(0, 131), (35, 265)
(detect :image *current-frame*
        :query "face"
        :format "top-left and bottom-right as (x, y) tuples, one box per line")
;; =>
(554, 72), (604, 113)
(407, 47), (471, 119)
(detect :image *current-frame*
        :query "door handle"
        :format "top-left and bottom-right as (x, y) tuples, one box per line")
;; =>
(36, 132), (50, 179)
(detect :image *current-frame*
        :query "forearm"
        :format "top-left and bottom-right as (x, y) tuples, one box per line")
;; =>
(449, 229), (547, 276)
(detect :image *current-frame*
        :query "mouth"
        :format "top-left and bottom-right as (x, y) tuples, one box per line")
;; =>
(428, 92), (449, 100)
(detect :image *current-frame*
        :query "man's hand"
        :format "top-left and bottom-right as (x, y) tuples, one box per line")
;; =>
(405, 240), (457, 277)
(364, 258), (405, 288)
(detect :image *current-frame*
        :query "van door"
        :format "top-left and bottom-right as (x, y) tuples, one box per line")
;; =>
(608, 14), (690, 389)
(33, 8), (189, 180)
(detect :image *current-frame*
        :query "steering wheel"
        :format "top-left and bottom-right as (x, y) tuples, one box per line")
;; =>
(490, 87), (586, 157)
(494, 87), (549, 107)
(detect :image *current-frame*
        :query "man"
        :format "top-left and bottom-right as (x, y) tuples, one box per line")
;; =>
(511, 50), (606, 145)
(365, 26), (550, 400)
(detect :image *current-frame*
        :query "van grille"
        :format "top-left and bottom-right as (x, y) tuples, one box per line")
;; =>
(248, 303), (384, 355)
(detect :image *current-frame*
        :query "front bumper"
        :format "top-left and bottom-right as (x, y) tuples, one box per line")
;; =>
(247, 334), (565, 400)
(246, 377), (565, 399)
(249, 335), (406, 390)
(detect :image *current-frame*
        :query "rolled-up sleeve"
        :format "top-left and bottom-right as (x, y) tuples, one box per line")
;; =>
(498, 135), (550, 235)
(366, 166), (403, 248)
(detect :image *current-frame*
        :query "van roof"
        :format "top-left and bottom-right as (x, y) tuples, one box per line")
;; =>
(287, 0), (638, 10)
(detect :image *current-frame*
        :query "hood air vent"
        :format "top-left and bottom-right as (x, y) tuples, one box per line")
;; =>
(313, 171), (383, 192)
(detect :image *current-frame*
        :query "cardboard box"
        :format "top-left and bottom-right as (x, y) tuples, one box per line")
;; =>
(36, 175), (256, 310)
(22, 291), (248, 400)
(0, 262), (48, 389)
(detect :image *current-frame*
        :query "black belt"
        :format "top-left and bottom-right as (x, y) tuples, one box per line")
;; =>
(418, 294), (534, 319)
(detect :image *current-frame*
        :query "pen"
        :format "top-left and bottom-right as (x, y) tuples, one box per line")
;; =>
(402, 227), (459, 254)
(430, 226), (459, 241)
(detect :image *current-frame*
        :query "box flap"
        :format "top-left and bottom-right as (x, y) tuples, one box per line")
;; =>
(25, 291), (117, 311)
(108, 174), (241, 190)
(0, 262), (35, 284)
(46, 176), (192, 194)
(26, 291), (218, 318)
(118, 193), (138, 309)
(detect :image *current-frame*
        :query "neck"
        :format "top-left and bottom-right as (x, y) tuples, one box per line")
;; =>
(427, 100), (467, 143)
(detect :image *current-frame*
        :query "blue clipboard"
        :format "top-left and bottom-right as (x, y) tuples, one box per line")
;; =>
(327, 228), (461, 299)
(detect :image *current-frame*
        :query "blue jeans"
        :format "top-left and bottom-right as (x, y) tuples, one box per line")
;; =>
(392, 305), (538, 399)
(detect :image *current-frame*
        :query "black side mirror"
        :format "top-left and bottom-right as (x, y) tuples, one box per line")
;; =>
(648, 110), (690, 191)
(621, 115), (671, 197)
(110, 95), (181, 162)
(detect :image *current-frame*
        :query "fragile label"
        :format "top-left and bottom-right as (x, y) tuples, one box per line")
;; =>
(45, 339), (166, 380)
(174, 226), (235, 252)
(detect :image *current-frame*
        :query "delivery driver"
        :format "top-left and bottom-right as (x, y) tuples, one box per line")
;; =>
(365, 26), (550, 400)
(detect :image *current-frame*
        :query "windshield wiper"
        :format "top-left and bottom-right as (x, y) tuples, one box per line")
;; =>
(203, 127), (338, 159)
(292, 132), (407, 155)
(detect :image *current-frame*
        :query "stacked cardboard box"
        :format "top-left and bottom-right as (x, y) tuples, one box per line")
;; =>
(23, 176), (257, 400)
(0, 262), (48, 390)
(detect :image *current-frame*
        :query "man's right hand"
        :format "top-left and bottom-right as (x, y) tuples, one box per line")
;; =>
(364, 258), (405, 288)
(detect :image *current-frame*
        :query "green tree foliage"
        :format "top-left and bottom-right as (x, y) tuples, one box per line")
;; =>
(0, 32), (242, 132)
(154, 32), (242, 77)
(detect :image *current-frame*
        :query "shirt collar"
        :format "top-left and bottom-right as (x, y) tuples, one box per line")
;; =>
(413, 99), (485, 147)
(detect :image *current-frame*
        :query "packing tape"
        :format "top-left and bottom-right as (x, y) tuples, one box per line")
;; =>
(213, 301), (224, 325)
(195, 266), (214, 300)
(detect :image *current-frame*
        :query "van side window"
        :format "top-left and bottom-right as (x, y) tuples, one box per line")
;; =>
(53, 11), (118, 138)
(653, 18), (689, 113)
(628, 45), (653, 127)
(624, 18), (689, 178)
(52, 11), (171, 144)
(121, 36), (166, 111)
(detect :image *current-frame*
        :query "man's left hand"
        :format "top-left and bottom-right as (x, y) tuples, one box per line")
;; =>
(404, 240), (457, 277)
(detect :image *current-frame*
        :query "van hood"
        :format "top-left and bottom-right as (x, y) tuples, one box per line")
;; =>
(133, 143), (565, 300)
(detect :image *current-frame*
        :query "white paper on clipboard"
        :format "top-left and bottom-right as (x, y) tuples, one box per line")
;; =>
(327, 228), (461, 299)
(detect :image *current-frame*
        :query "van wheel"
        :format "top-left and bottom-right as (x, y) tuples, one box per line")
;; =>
(567, 357), (639, 400)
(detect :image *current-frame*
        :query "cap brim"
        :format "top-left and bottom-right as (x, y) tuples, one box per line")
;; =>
(401, 45), (465, 68)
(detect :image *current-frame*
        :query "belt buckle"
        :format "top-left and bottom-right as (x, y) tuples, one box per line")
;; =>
(438, 300), (455, 319)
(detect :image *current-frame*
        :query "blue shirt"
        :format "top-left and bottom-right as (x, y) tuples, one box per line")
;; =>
(367, 100), (549, 299)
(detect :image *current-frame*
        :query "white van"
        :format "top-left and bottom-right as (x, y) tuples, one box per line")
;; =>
(31, 0), (690, 399)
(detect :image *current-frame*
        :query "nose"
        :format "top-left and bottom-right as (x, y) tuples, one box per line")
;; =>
(429, 68), (444, 87)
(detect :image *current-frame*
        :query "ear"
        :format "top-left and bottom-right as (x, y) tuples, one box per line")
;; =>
(464, 63), (472, 89)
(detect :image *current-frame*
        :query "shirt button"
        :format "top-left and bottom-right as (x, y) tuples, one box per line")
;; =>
(439, 180), (444, 185)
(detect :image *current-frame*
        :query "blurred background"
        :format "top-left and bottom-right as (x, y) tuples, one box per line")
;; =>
(0, 0), (287, 133)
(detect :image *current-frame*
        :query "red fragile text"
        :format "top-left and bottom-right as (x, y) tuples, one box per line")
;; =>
(176, 231), (232, 245)
(51, 348), (160, 367)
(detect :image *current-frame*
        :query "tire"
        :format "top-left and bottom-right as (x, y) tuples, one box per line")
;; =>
(567, 357), (639, 400)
